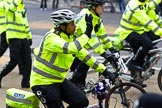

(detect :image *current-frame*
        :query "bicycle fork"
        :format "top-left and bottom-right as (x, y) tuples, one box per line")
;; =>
(118, 87), (130, 107)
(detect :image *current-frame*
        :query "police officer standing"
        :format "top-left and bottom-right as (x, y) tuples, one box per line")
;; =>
(0, 0), (8, 58)
(0, 0), (32, 88)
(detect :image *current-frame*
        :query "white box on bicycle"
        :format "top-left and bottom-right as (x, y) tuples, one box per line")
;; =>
(6, 88), (39, 108)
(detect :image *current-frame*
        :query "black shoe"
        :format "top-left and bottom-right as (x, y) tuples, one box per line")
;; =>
(130, 72), (147, 88)
(140, 83), (147, 88)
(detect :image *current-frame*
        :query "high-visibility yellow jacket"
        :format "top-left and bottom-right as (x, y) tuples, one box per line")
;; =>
(118, 0), (162, 41)
(30, 29), (106, 87)
(75, 8), (113, 54)
(146, 0), (162, 29)
(147, 0), (161, 9)
(0, 0), (7, 34)
(5, 0), (32, 43)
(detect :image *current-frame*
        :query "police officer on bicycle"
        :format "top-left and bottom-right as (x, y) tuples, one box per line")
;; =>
(30, 9), (116, 108)
(116, 0), (162, 85)
(70, 0), (119, 89)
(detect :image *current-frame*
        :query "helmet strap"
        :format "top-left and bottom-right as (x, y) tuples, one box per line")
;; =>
(64, 24), (70, 36)
(90, 6), (100, 17)
(60, 23), (71, 36)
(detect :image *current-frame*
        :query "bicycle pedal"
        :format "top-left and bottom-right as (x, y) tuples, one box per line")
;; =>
(140, 83), (147, 88)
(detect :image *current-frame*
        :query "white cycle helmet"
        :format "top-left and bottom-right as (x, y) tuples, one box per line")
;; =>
(51, 9), (77, 27)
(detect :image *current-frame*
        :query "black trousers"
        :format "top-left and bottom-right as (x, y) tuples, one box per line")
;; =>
(125, 31), (160, 66)
(40, 0), (47, 8)
(70, 57), (81, 72)
(32, 79), (89, 108)
(71, 61), (89, 87)
(0, 39), (31, 85)
(0, 31), (8, 57)
(52, 0), (59, 9)
(70, 57), (90, 87)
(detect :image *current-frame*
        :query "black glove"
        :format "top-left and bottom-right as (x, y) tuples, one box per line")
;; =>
(109, 48), (118, 53)
(94, 20), (101, 33)
(84, 14), (93, 38)
(101, 52), (118, 62)
(29, 39), (32, 46)
(22, 10), (26, 18)
(102, 69), (116, 84)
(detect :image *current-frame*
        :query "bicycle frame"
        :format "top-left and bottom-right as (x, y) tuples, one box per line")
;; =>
(112, 38), (162, 82)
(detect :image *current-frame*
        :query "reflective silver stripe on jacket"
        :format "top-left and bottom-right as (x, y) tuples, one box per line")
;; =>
(92, 61), (100, 69)
(99, 34), (108, 39)
(127, 5), (139, 21)
(6, 94), (32, 105)
(91, 34), (97, 38)
(144, 20), (152, 28)
(102, 38), (110, 45)
(12, 1), (18, 7)
(91, 42), (101, 49)
(6, 28), (26, 33)
(151, 0), (157, 8)
(33, 66), (62, 80)
(36, 53), (68, 72)
(82, 54), (92, 63)
(7, 22), (25, 26)
(0, 16), (5, 18)
(120, 24), (143, 31)
(63, 40), (82, 53)
(63, 42), (69, 53)
(155, 17), (160, 22)
(153, 26), (160, 32)
(122, 18), (143, 26)
(147, 0), (156, 10)
(0, 23), (5, 25)
(74, 40), (82, 51)
(7, 1), (11, 5)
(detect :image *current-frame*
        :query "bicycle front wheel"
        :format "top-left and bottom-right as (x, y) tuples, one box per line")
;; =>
(105, 82), (147, 108)
(157, 68), (162, 92)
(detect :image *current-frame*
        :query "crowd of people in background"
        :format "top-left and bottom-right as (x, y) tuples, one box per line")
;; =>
(40, 0), (127, 13)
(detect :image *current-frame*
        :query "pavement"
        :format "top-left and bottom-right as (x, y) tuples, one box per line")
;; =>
(0, 0), (162, 108)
